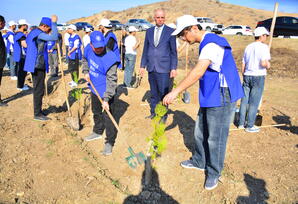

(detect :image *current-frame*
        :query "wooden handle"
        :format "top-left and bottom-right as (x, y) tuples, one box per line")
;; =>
(89, 80), (121, 133)
(57, 42), (72, 116)
(269, 2), (279, 51)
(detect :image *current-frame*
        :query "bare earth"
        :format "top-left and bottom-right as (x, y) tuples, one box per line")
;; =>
(0, 35), (297, 204)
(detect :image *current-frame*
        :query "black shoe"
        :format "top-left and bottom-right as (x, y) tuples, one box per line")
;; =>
(145, 113), (155, 119)
(160, 115), (168, 124)
(34, 114), (51, 121)
(0, 101), (8, 107)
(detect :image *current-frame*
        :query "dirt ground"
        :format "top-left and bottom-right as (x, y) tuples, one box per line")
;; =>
(0, 36), (297, 204)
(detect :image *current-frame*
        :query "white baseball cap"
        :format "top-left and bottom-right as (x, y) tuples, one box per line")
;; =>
(98, 18), (112, 28)
(254, 27), (270, 37)
(128, 26), (138, 32)
(8, 20), (17, 27)
(85, 27), (92, 32)
(67, 24), (77, 31)
(18, 19), (29, 26)
(171, 15), (198, 36)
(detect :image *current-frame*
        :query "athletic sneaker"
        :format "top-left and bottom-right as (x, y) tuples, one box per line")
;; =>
(204, 177), (220, 190)
(17, 85), (30, 91)
(245, 126), (260, 133)
(84, 132), (102, 141)
(34, 114), (51, 121)
(101, 143), (113, 156)
(180, 160), (205, 171)
(11, 76), (17, 80)
(238, 125), (245, 129)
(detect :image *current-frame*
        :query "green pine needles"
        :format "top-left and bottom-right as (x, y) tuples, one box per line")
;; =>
(146, 103), (168, 160)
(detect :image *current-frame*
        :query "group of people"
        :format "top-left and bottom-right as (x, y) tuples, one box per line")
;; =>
(0, 8), (271, 190)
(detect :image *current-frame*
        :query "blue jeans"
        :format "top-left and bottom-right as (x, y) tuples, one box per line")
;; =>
(124, 54), (136, 87)
(148, 72), (170, 114)
(192, 88), (235, 180)
(238, 75), (265, 128)
(9, 52), (16, 76)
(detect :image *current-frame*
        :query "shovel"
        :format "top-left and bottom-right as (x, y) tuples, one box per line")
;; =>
(256, 2), (278, 126)
(132, 74), (142, 88)
(182, 44), (190, 104)
(57, 42), (80, 131)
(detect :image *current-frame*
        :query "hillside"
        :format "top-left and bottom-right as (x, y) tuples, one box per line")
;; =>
(68, 0), (298, 29)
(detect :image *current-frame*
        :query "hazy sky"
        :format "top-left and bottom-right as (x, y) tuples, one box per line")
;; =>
(1, 0), (297, 25)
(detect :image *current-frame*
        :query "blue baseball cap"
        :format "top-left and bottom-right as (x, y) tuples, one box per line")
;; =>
(90, 31), (105, 48)
(40, 17), (52, 27)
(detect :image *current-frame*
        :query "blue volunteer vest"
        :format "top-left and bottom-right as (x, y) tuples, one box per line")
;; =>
(13, 32), (26, 62)
(68, 34), (82, 60)
(198, 33), (244, 107)
(24, 28), (49, 73)
(105, 31), (122, 68)
(47, 41), (57, 54)
(5, 31), (14, 53)
(84, 45), (120, 97)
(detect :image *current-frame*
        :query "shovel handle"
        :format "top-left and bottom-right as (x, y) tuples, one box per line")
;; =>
(89, 80), (121, 133)
(56, 42), (72, 117)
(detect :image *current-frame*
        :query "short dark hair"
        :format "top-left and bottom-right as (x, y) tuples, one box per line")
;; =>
(254, 36), (260, 40)
(0, 15), (5, 23)
(39, 22), (49, 27)
(177, 24), (202, 38)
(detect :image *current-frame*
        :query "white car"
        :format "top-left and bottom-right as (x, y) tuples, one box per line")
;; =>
(195, 17), (224, 33)
(222, 25), (253, 36)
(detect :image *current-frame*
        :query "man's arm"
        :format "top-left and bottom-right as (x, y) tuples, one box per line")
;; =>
(8, 34), (14, 44)
(38, 22), (58, 41)
(163, 59), (211, 105)
(169, 34), (178, 70)
(106, 37), (115, 52)
(140, 30), (149, 69)
(103, 63), (118, 102)
(261, 60), (270, 69)
(68, 39), (79, 56)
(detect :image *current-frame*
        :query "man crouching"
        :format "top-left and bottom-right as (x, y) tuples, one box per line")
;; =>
(82, 31), (120, 156)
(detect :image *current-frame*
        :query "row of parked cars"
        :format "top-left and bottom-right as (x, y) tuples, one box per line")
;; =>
(59, 16), (298, 37)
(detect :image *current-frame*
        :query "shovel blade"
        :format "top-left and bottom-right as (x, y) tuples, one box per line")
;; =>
(182, 91), (191, 104)
(66, 117), (80, 131)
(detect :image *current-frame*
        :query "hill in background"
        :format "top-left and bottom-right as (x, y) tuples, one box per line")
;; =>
(68, 0), (298, 29)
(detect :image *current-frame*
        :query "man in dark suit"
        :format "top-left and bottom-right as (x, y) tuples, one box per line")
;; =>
(140, 8), (178, 120)
(0, 15), (7, 107)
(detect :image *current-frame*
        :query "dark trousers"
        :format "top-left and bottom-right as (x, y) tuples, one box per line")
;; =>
(0, 67), (3, 86)
(91, 92), (117, 145)
(148, 72), (170, 114)
(68, 56), (79, 81)
(32, 69), (45, 116)
(16, 57), (27, 88)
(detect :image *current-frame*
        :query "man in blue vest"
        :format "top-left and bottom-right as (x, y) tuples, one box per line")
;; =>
(0, 15), (7, 107)
(24, 15), (58, 121)
(14, 19), (29, 91)
(5, 20), (17, 80)
(47, 40), (58, 77)
(82, 31), (120, 156)
(163, 15), (244, 190)
(98, 19), (121, 69)
(66, 24), (82, 88)
(140, 8), (178, 121)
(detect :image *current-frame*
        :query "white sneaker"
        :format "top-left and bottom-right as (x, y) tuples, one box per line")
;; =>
(22, 85), (30, 91)
(11, 76), (17, 80)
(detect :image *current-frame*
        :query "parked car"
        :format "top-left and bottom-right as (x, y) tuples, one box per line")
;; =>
(57, 23), (68, 31)
(195, 17), (224, 33)
(74, 22), (94, 31)
(125, 19), (153, 31)
(110, 20), (123, 30)
(222, 25), (253, 36)
(256, 16), (298, 37)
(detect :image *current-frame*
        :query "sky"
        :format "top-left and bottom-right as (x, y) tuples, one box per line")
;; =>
(1, 0), (297, 25)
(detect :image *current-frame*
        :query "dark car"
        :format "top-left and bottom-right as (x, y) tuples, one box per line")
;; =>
(256, 16), (298, 37)
(74, 22), (94, 31)
(110, 20), (123, 30)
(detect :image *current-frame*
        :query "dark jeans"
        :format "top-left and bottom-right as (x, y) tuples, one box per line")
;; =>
(148, 72), (170, 114)
(16, 57), (27, 88)
(124, 54), (136, 87)
(9, 52), (16, 77)
(48, 52), (58, 76)
(65, 46), (69, 63)
(239, 75), (265, 128)
(91, 92), (117, 146)
(68, 56), (79, 81)
(0, 67), (3, 86)
(32, 69), (45, 116)
(192, 87), (235, 180)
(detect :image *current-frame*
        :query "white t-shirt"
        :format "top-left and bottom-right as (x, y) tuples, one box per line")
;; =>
(242, 41), (271, 76)
(83, 34), (90, 47)
(64, 32), (70, 46)
(199, 33), (227, 87)
(8, 29), (14, 51)
(124, 35), (137, 55)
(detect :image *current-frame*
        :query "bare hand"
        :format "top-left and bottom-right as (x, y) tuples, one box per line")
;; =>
(51, 15), (58, 23)
(84, 74), (90, 82)
(170, 70), (177, 78)
(163, 89), (179, 105)
(139, 68), (146, 77)
(102, 101), (109, 111)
